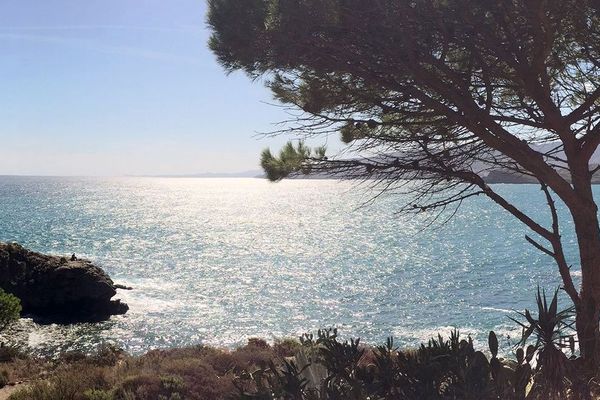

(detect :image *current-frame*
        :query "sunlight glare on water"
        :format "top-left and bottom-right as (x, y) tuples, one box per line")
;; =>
(0, 176), (581, 355)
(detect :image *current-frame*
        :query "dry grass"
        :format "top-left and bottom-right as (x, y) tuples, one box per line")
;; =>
(1, 338), (298, 400)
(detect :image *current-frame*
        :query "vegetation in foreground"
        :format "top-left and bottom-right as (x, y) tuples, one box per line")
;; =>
(0, 290), (595, 400)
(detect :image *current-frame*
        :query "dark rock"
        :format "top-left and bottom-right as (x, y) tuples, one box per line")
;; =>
(0, 242), (128, 323)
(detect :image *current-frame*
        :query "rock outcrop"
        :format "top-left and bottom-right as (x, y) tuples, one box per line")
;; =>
(0, 243), (128, 323)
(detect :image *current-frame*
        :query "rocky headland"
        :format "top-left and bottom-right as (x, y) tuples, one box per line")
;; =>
(484, 167), (600, 184)
(0, 243), (128, 323)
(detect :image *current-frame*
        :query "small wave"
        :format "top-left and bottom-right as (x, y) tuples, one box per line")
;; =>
(480, 306), (513, 313)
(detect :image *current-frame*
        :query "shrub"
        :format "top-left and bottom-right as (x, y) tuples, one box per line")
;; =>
(161, 359), (233, 400)
(111, 374), (159, 400)
(230, 340), (276, 370)
(0, 369), (8, 388)
(7, 288), (592, 400)
(0, 344), (25, 362)
(159, 375), (185, 393)
(195, 347), (237, 374)
(233, 328), (537, 400)
(273, 338), (302, 358)
(9, 381), (56, 400)
(246, 338), (270, 349)
(9, 362), (112, 400)
(83, 389), (113, 400)
(91, 344), (125, 367)
(0, 289), (21, 331)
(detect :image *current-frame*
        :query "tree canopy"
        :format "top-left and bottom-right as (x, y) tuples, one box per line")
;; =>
(208, 0), (600, 366)
(208, 0), (600, 223)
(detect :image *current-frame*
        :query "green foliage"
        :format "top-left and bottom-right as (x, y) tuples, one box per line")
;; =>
(510, 288), (578, 398)
(159, 375), (186, 396)
(273, 338), (302, 358)
(261, 142), (327, 181)
(510, 287), (575, 350)
(235, 328), (538, 400)
(84, 389), (113, 400)
(232, 289), (583, 399)
(339, 122), (369, 144)
(0, 289), (21, 331)
(207, 0), (600, 161)
(207, 0), (270, 76)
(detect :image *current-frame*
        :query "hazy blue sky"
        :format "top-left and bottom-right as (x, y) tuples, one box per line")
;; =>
(0, 0), (307, 176)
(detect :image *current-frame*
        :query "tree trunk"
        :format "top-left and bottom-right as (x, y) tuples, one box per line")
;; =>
(569, 163), (600, 369)
(576, 293), (600, 368)
(574, 219), (600, 368)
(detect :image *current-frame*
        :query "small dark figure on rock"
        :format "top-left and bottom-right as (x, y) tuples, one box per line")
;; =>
(70, 253), (77, 261)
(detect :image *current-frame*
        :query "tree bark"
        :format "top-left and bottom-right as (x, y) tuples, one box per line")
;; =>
(577, 294), (600, 368)
(569, 161), (600, 368)
(573, 213), (600, 368)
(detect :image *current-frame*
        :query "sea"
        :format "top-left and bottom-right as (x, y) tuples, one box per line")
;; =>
(0, 176), (583, 356)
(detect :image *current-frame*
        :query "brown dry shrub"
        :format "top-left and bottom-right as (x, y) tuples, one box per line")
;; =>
(89, 345), (126, 367)
(9, 362), (112, 400)
(7, 340), (293, 399)
(133, 349), (167, 371)
(197, 347), (237, 374)
(160, 357), (235, 399)
(112, 374), (162, 400)
(2, 356), (50, 382)
(111, 348), (239, 400)
(156, 345), (206, 360)
(246, 338), (270, 349)
(273, 338), (301, 358)
(229, 340), (277, 369)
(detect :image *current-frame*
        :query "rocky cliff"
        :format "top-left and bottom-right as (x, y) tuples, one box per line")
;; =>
(0, 243), (128, 323)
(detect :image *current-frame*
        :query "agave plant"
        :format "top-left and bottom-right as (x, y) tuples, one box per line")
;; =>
(510, 287), (575, 349)
(509, 287), (575, 398)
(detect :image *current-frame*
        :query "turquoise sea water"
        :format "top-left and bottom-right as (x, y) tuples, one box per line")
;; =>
(0, 176), (584, 355)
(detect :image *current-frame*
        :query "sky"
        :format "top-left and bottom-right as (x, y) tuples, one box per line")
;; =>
(0, 0), (310, 176)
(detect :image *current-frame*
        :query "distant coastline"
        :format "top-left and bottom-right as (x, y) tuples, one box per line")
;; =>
(3, 170), (600, 184)
(484, 169), (600, 184)
(135, 170), (263, 178)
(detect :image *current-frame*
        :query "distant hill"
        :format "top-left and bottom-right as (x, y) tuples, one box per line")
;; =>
(484, 167), (600, 184)
(481, 143), (600, 184)
(484, 170), (539, 184)
(151, 143), (599, 183)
